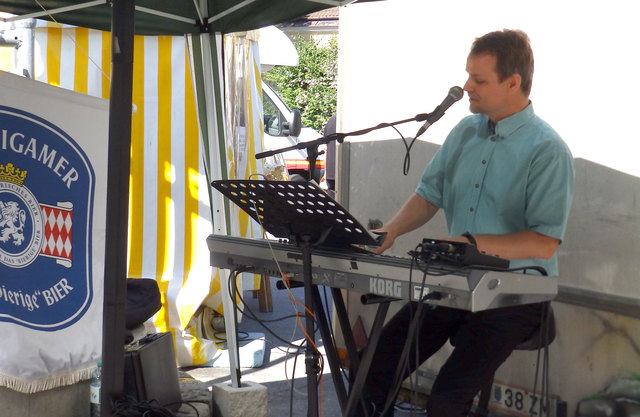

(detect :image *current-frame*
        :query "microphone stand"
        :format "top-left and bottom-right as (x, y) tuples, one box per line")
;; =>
(255, 112), (433, 180)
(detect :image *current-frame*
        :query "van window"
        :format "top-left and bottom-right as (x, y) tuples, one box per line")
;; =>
(263, 92), (283, 136)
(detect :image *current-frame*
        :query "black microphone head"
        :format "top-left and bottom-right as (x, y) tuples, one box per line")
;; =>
(428, 86), (464, 124)
(415, 86), (465, 138)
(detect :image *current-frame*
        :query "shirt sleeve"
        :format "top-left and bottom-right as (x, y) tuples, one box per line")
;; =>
(525, 138), (575, 242)
(415, 144), (446, 208)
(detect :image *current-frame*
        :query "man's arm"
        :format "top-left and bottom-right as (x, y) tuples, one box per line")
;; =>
(449, 230), (560, 260)
(373, 193), (439, 254)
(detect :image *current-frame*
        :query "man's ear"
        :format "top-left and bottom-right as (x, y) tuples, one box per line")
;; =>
(508, 73), (522, 92)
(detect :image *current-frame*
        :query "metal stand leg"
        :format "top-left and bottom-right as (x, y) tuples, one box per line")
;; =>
(344, 301), (391, 417)
(301, 238), (320, 417)
(332, 288), (361, 373)
(311, 287), (348, 409)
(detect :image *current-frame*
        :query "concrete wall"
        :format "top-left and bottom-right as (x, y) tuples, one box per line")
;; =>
(561, 160), (640, 297)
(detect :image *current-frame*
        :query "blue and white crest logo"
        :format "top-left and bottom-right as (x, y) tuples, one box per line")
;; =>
(0, 106), (95, 331)
(0, 163), (44, 268)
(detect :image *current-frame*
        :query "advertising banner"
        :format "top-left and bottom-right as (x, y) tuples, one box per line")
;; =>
(0, 70), (107, 392)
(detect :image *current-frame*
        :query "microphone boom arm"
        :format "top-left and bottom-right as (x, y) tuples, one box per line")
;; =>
(256, 86), (463, 163)
(256, 85), (463, 180)
(255, 113), (430, 161)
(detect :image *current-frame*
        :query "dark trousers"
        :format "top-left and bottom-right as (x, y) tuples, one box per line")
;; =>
(355, 302), (545, 417)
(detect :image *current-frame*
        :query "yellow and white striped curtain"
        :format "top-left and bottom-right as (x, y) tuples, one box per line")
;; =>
(33, 24), (267, 366)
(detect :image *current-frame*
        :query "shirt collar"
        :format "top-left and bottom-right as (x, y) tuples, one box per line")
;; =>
(493, 101), (534, 137)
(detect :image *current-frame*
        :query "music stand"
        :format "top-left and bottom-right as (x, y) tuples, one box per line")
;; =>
(212, 179), (379, 417)
(211, 180), (379, 247)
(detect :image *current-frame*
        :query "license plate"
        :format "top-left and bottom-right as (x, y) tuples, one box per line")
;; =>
(488, 380), (561, 417)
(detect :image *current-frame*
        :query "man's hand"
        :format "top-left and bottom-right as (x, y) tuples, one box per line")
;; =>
(372, 228), (395, 254)
(370, 193), (440, 255)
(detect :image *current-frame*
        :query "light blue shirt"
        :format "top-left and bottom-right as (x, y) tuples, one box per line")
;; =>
(416, 103), (574, 276)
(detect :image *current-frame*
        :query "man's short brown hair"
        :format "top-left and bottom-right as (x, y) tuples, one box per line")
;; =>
(470, 29), (534, 96)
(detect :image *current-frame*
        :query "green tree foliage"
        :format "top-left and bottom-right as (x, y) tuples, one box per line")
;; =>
(263, 36), (337, 132)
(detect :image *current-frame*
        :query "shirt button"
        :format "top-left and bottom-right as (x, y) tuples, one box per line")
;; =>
(481, 160), (486, 164)
(470, 207), (474, 212)
(475, 184), (480, 188)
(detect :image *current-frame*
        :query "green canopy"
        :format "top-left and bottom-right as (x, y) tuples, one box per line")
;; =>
(0, 0), (345, 35)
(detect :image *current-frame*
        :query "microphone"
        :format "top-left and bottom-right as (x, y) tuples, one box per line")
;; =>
(415, 86), (464, 138)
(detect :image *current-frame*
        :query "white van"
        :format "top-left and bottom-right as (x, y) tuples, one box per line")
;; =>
(262, 78), (325, 183)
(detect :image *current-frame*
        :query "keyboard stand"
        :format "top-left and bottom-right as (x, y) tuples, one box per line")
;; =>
(343, 296), (393, 417)
(211, 179), (380, 417)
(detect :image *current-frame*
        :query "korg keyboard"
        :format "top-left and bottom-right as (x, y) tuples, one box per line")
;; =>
(207, 234), (557, 312)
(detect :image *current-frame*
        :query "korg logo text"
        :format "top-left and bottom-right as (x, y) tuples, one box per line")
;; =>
(369, 278), (402, 298)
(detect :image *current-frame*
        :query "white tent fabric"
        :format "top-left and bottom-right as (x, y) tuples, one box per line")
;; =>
(5, 23), (266, 376)
(258, 25), (298, 70)
(32, 24), (220, 367)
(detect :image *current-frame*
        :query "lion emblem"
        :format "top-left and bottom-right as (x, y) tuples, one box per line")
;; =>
(0, 200), (27, 246)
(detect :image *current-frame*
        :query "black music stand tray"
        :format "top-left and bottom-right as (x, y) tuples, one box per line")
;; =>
(212, 179), (379, 248)
(212, 179), (379, 417)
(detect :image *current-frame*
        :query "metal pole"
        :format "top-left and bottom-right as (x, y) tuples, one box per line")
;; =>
(101, 1), (134, 415)
(301, 238), (319, 417)
(14, 18), (35, 78)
